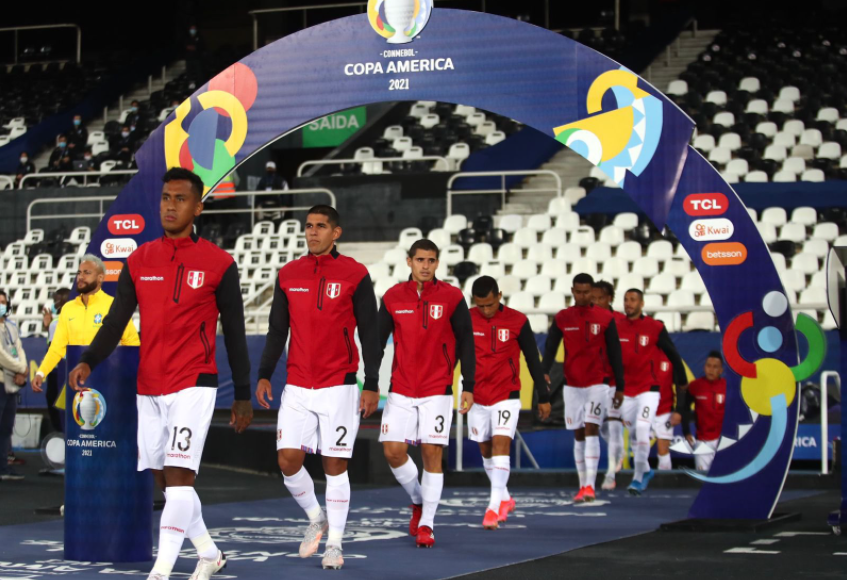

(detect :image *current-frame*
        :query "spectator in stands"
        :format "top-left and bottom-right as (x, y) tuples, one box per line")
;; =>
(0, 289), (27, 481)
(67, 114), (88, 157)
(185, 24), (206, 77)
(672, 351), (726, 472)
(112, 126), (136, 164)
(39, 287), (71, 433)
(48, 135), (69, 167)
(78, 148), (96, 172)
(257, 161), (292, 220)
(14, 152), (35, 188)
(125, 101), (141, 129)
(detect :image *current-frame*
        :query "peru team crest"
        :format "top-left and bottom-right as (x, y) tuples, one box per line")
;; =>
(660, 361), (669, 372)
(430, 304), (443, 320)
(590, 323), (601, 335)
(639, 335), (649, 347)
(187, 271), (205, 289)
(327, 282), (342, 299)
(498, 329), (510, 342)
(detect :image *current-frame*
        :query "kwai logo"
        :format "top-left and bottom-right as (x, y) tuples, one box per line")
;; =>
(100, 238), (137, 258)
(689, 218), (734, 241)
(368, 0), (433, 44)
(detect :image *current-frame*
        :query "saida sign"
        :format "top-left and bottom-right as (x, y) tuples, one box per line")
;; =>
(303, 106), (367, 148)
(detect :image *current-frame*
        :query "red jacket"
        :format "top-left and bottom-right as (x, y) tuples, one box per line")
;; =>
(654, 350), (675, 415)
(82, 234), (251, 398)
(379, 278), (475, 398)
(470, 304), (550, 406)
(683, 376), (727, 441)
(258, 247), (380, 390)
(617, 314), (687, 397)
(542, 304), (624, 389)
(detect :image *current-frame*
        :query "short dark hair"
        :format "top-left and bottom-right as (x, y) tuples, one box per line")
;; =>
(472, 276), (500, 298)
(706, 350), (723, 363)
(54, 288), (71, 301)
(162, 167), (204, 199)
(0, 289), (8, 313)
(573, 273), (594, 286)
(625, 288), (644, 299)
(408, 239), (440, 259)
(592, 280), (615, 299)
(307, 205), (340, 228)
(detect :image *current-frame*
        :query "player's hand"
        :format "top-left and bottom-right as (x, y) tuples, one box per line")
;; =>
(459, 391), (474, 414)
(360, 390), (379, 419)
(670, 412), (682, 427)
(685, 434), (695, 446)
(69, 363), (91, 391)
(256, 378), (273, 409)
(14, 373), (26, 386)
(42, 308), (52, 330)
(544, 374), (551, 386)
(32, 374), (44, 392)
(537, 402), (551, 421)
(230, 400), (253, 433)
(613, 391), (624, 409)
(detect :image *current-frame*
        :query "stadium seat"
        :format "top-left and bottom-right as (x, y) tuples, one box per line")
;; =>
(799, 129), (823, 148)
(799, 286), (827, 305)
(513, 228), (538, 249)
(526, 214), (552, 232)
(538, 291), (566, 312)
(818, 142), (842, 160)
(667, 80), (688, 95)
(586, 242), (612, 263)
(443, 214), (468, 235)
(498, 214), (523, 234)
(374, 276), (400, 298)
(616, 241), (642, 263)
(547, 197), (572, 217)
(667, 289), (695, 307)
(708, 146), (732, 165)
(527, 244), (555, 263)
(553, 274), (576, 296)
(570, 257), (598, 277)
(541, 228), (567, 246)
(497, 243), (523, 265)
(713, 112), (735, 127)
(564, 186), (586, 205)
(509, 292), (536, 312)
(528, 314), (550, 333)
(772, 170), (797, 182)
(427, 228), (451, 249)
(570, 226), (596, 248)
(778, 86), (801, 102)
(683, 312), (715, 332)
(693, 134), (716, 152)
(655, 312), (682, 332)
(540, 259), (567, 278)
(556, 212), (581, 231)
(771, 99), (794, 114)
(448, 143), (470, 169)
(499, 275), (522, 297)
(745, 170), (768, 182)
(383, 125), (403, 140)
(761, 207), (787, 227)
(812, 222), (839, 242)
(738, 77), (760, 93)
(479, 261), (505, 278)
(726, 158), (749, 176)
(598, 225), (624, 246)
(801, 169), (825, 182)
(817, 107), (840, 123)
(616, 274), (645, 294)
(763, 144), (788, 161)
(556, 243), (582, 262)
(745, 100), (768, 116)
(803, 238), (829, 259)
(791, 252), (820, 275)
(681, 271), (706, 294)
(485, 131), (506, 145)
(511, 260), (538, 280)
(601, 257), (628, 279)
(613, 212), (638, 230)
(467, 243), (494, 264)
(648, 273), (677, 295)
(779, 223), (807, 243)
(646, 240), (674, 262)
(780, 269), (807, 293)
(782, 157), (806, 175)
(705, 90), (727, 106)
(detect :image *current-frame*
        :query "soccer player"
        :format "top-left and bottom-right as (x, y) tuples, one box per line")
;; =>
(617, 288), (687, 495)
(652, 349), (677, 470)
(469, 276), (551, 530)
(542, 273), (624, 502)
(590, 280), (625, 491)
(256, 205), (380, 570)
(672, 351), (726, 472)
(70, 167), (254, 580)
(379, 239), (475, 548)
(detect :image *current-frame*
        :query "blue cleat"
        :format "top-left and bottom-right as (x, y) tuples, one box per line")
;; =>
(628, 470), (655, 496)
(641, 469), (655, 491)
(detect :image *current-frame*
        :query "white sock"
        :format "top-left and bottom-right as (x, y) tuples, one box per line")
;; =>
(599, 420), (610, 441)
(390, 457), (423, 505)
(658, 452), (672, 470)
(606, 421), (624, 477)
(574, 439), (586, 488)
(187, 489), (218, 559)
(152, 486), (194, 576)
(325, 472), (350, 548)
(584, 436), (600, 490)
(633, 421), (652, 482)
(419, 471), (444, 529)
(488, 456), (510, 511)
(482, 456), (494, 481)
(284, 467), (323, 523)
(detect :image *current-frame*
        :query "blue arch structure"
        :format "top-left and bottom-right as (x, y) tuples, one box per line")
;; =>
(88, 9), (799, 520)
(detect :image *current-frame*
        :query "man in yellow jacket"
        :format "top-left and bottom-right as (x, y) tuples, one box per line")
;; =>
(32, 254), (140, 392)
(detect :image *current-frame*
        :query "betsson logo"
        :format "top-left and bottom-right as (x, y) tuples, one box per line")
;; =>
(104, 261), (123, 282)
(107, 214), (145, 235)
(684, 193), (729, 216)
(689, 218), (734, 241)
(100, 238), (138, 258)
(701, 242), (747, 266)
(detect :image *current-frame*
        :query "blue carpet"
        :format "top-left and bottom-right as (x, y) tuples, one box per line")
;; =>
(0, 486), (699, 579)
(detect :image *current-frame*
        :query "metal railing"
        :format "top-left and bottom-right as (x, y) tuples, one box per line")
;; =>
(446, 169), (563, 216)
(819, 370), (839, 475)
(296, 156), (451, 177)
(27, 195), (116, 232)
(203, 188), (336, 229)
(0, 175), (13, 190)
(20, 169), (138, 188)
(0, 24), (82, 65)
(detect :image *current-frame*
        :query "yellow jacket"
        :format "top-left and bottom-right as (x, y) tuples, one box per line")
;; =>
(37, 289), (140, 376)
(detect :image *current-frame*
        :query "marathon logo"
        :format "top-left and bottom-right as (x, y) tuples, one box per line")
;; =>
(473, 332), (485, 337)
(289, 288), (310, 292)
(563, 327), (579, 331)
(140, 276), (164, 281)
(395, 309), (415, 314)
(166, 452), (191, 460)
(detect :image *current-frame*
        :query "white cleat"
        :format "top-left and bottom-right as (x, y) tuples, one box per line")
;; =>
(300, 515), (329, 558)
(601, 474), (616, 491)
(146, 573), (168, 580)
(321, 545), (344, 570)
(188, 550), (227, 580)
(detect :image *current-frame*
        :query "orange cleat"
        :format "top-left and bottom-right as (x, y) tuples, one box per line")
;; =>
(498, 497), (516, 522)
(483, 509), (499, 530)
(573, 486), (588, 503)
(582, 485), (596, 502)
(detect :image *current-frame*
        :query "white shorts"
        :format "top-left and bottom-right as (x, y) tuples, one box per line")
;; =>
(653, 412), (674, 440)
(379, 393), (453, 446)
(605, 385), (622, 420)
(621, 391), (660, 434)
(563, 384), (608, 430)
(277, 384), (361, 458)
(695, 438), (719, 472)
(137, 387), (216, 474)
(467, 399), (522, 443)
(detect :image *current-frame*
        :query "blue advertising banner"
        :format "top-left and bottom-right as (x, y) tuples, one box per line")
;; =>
(64, 346), (153, 563)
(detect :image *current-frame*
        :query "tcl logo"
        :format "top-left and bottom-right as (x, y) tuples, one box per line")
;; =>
(107, 214), (145, 235)
(101, 238), (138, 258)
(103, 261), (123, 282)
(684, 193), (729, 216)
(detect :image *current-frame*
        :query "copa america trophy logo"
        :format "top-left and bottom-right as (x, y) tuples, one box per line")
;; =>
(73, 388), (107, 430)
(368, 0), (433, 44)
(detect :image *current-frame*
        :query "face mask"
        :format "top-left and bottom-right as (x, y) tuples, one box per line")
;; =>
(73, 119), (81, 126)
(130, 126), (136, 132)
(0, 305), (6, 318)
(190, 29), (197, 36)
(20, 157), (27, 163)
(131, 106), (138, 112)
(84, 155), (92, 161)
(121, 131), (130, 138)
(58, 141), (66, 148)
(51, 303), (58, 316)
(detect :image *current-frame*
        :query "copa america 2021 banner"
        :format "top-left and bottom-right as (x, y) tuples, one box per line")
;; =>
(85, 3), (808, 520)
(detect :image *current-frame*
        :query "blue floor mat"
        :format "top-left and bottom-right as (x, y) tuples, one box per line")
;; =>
(0, 487), (699, 579)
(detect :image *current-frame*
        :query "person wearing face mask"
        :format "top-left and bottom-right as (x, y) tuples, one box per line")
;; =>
(49, 135), (69, 167)
(185, 25), (205, 77)
(257, 161), (291, 221)
(112, 126), (136, 164)
(0, 289), (28, 481)
(39, 288), (71, 432)
(67, 114), (88, 154)
(125, 101), (141, 129)
(15, 152), (35, 188)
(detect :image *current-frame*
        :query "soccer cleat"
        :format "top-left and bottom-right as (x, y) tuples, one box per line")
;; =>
(0, 472), (24, 481)
(299, 515), (329, 558)
(573, 486), (588, 503)
(409, 503), (423, 536)
(482, 509), (499, 530)
(601, 474), (616, 491)
(146, 573), (168, 580)
(627, 479), (644, 496)
(188, 550), (227, 580)
(640, 469), (655, 492)
(321, 545), (344, 570)
(582, 486), (596, 502)
(497, 497), (516, 522)
(416, 525), (435, 548)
